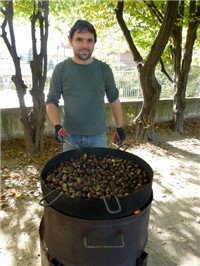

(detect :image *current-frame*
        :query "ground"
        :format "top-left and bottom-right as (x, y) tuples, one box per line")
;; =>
(0, 118), (200, 266)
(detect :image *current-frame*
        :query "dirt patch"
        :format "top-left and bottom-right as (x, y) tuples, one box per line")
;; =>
(1, 118), (200, 266)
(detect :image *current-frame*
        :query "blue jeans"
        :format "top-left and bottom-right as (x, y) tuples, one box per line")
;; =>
(63, 133), (107, 151)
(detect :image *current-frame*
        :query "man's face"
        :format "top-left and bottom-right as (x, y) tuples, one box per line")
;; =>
(69, 30), (95, 62)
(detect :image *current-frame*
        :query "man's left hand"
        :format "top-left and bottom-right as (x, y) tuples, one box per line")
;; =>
(114, 127), (126, 145)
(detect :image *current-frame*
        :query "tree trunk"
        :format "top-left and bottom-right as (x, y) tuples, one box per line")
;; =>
(135, 67), (161, 140)
(1, 0), (49, 153)
(145, 1), (200, 134)
(172, 0), (200, 133)
(115, 1), (178, 140)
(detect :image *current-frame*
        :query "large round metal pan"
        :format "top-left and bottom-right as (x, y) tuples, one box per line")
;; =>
(39, 147), (153, 220)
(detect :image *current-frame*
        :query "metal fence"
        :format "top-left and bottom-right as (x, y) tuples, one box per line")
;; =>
(1, 53), (199, 99)
(0, 54), (143, 99)
(114, 70), (142, 99)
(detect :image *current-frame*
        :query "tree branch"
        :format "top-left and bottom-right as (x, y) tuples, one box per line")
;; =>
(1, 17), (13, 56)
(143, 0), (163, 23)
(181, 0), (200, 76)
(145, 1), (179, 70)
(159, 58), (173, 83)
(115, 1), (143, 66)
(1, 1), (18, 60)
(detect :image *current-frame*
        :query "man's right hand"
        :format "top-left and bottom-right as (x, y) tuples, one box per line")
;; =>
(54, 125), (67, 142)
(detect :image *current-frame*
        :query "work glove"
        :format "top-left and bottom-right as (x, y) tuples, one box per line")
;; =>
(54, 125), (67, 143)
(114, 127), (126, 145)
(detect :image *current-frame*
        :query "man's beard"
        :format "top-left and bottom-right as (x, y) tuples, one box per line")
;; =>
(74, 49), (93, 61)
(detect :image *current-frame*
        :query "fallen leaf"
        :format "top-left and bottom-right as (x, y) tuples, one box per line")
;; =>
(167, 225), (174, 230)
(180, 236), (187, 243)
(15, 192), (24, 199)
(5, 183), (14, 188)
(196, 216), (200, 223)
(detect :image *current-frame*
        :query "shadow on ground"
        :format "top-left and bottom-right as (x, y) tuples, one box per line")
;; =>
(0, 198), (43, 265)
(1, 120), (199, 266)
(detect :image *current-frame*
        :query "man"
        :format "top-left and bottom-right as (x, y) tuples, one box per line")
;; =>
(46, 20), (125, 151)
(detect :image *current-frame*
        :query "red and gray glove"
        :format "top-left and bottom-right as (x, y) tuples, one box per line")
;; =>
(114, 127), (126, 145)
(54, 125), (67, 143)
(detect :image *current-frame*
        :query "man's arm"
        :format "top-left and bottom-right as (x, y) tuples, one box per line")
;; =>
(111, 98), (126, 144)
(46, 103), (68, 142)
(46, 103), (61, 126)
(110, 98), (124, 128)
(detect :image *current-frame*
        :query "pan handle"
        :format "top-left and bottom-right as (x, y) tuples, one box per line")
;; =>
(83, 230), (125, 249)
(101, 196), (122, 214)
(39, 191), (62, 207)
(112, 142), (130, 151)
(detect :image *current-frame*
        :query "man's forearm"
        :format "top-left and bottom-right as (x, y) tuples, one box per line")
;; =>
(46, 103), (61, 126)
(110, 98), (124, 128)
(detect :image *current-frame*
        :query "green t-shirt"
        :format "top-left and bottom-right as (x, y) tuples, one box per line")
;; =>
(46, 58), (119, 135)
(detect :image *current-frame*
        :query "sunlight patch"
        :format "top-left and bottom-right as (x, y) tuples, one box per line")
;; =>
(17, 233), (30, 249)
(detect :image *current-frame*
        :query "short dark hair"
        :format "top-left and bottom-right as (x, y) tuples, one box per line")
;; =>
(69, 20), (97, 43)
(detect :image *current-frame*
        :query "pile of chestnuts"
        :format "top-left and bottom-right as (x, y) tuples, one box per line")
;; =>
(44, 153), (150, 200)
